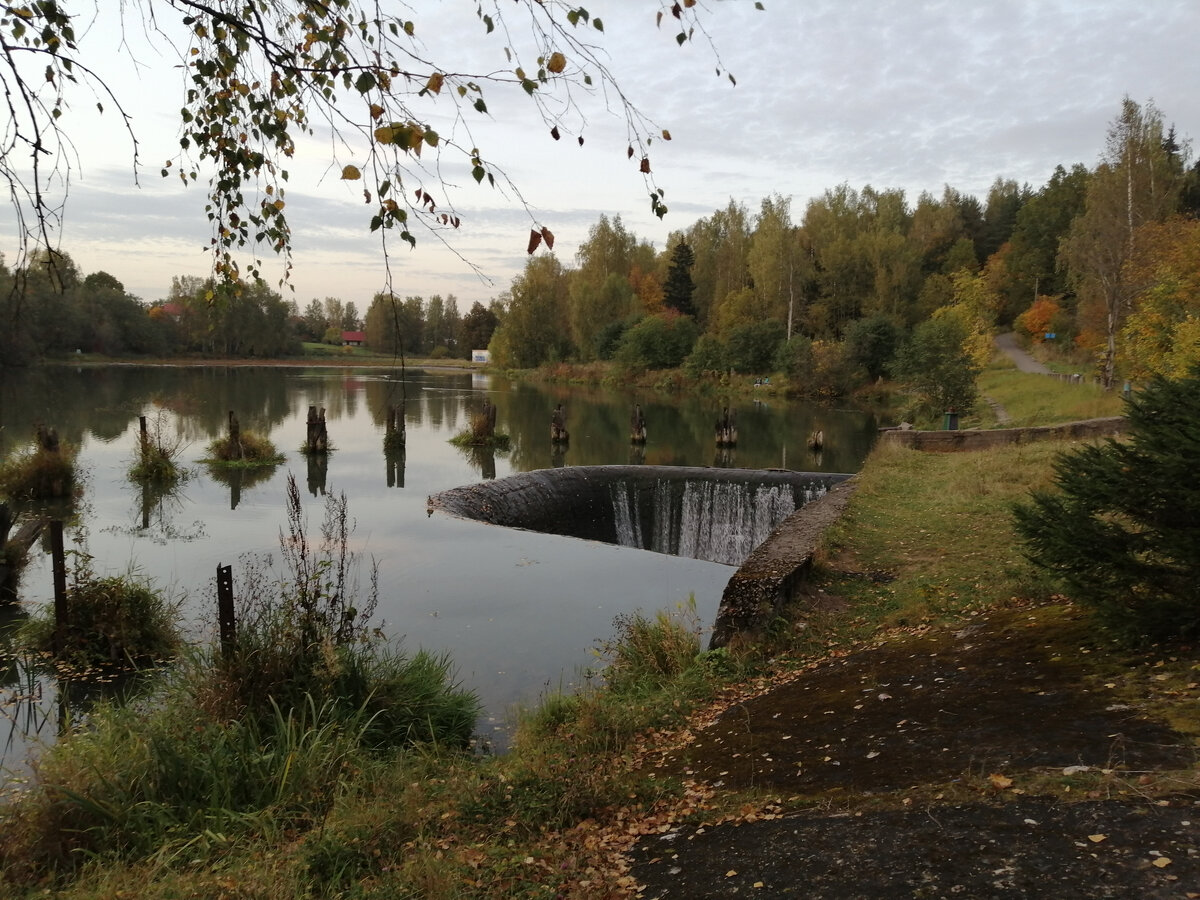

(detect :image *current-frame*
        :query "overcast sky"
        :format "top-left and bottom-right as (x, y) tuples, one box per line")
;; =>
(3, 0), (1198, 311)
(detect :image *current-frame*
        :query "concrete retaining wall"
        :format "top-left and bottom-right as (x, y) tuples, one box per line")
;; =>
(709, 479), (857, 649)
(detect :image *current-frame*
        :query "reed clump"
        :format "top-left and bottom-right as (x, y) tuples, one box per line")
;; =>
(18, 559), (180, 672)
(0, 428), (77, 502)
(128, 411), (188, 484)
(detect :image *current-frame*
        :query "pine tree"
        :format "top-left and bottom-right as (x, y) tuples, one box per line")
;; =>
(663, 241), (697, 317)
(1013, 369), (1200, 640)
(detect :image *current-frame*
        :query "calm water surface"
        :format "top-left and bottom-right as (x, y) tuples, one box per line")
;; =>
(0, 365), (878, 769)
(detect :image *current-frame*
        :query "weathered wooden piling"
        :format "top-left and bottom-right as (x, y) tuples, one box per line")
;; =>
(551, 403), (569, 444)
(226, 410), (244, 460)
(305, 405), (329, 453)
(715, 407), (738, 448)
(630, 404), (647, 444)
(385, 402), (406, 452)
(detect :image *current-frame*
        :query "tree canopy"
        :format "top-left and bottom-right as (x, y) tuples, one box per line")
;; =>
(1, 1), (762, 289)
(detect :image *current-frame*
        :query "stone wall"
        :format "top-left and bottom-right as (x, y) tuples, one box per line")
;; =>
(879, 417), (1126, 452)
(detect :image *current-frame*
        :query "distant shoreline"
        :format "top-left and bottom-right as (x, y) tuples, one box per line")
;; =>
(42, 355), (484, 373)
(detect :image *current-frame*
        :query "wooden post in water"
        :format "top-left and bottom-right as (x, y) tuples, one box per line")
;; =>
(50, 520), (67, 651)
(385, 402), (406, 451)
(226, 410), (244, 460)
(715, 407), (738, 448)
(630, 404), (647, 444)
(550, 403), (569, 444)
(216, 564), (236, 657)
(305, 405), (329, 453)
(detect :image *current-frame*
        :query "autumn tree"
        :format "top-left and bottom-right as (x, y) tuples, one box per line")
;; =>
(568, 215), (641, 359)
(1062, 98), (1188, 388)
(746, 194), (801, 334)
(1118, 217), (1200, 379)
(685, 200), (752, 326)
(1, 2), (758, 290)
(489, 254), (571, 368)
(1015, 296), (1069, 345)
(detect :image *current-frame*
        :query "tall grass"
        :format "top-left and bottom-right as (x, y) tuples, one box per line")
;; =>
(0, 478), (479, 889)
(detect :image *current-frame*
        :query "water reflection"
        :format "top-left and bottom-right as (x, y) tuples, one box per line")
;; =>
(385, 448), (406, 488)
(0, 364), (879, 768)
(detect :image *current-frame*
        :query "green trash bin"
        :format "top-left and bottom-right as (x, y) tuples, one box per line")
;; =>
(943, 410), (959, 431)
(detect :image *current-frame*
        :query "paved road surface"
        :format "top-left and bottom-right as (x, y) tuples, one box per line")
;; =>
(994, 332), (1052, 374)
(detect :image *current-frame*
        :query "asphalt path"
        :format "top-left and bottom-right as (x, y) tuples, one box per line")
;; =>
(994, 332), (1052, 374)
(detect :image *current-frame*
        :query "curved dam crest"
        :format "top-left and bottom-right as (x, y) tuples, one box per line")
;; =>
(428, 465), (852, 568)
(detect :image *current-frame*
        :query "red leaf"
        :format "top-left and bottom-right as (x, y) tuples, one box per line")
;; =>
(541, 227), (555, 249)
(527, 229), (543, 254)
(640, 157), (651, 174)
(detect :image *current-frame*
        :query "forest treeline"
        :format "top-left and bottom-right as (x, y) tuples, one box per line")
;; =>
(3, 98), (1198, 414)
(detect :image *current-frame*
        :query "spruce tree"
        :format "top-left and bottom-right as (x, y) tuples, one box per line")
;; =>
(664, 241), (697, 317)
(1013, 369), (1200, 640)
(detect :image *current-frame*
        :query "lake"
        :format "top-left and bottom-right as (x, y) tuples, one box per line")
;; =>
(0, 364), (879, 769)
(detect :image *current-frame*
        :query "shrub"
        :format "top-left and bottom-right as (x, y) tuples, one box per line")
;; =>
(725, 320), (786, 374)
(613, 312), (698, 370)
(683, 333), (729, 376)
(1013, 370), (1200, 641)
(844, 314), (900, 380)
(599, 599), (703, 693)
(205, 429), (281, 465)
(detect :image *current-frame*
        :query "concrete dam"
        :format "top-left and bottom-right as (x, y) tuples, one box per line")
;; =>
(429, 466), (852, 567)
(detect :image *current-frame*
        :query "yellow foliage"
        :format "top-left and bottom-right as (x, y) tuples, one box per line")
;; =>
(1119, 217), (1200, 379)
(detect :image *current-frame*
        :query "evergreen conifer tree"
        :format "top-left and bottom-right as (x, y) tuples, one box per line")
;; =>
(1013, 369), (1200, 640)
(664, 241), (697, 317)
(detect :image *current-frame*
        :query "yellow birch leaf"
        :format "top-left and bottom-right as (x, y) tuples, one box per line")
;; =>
(341, 165), (361, 180)
(989, 773), (1013, 789)
(725, 870), (737, 878)
(1152, 857), (1172, 868)
(1088, 834), (1107, 843)
(547, 52), (566, 74)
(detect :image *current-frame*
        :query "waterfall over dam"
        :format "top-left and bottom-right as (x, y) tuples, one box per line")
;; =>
(429, 466), (852, 566)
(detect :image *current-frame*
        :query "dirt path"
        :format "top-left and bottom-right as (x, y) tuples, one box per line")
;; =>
(625, 604), (1199, 898)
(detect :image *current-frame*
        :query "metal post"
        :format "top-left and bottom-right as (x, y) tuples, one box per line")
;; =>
(216, 564), (236, 656)
(50, 520), (67, 651)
